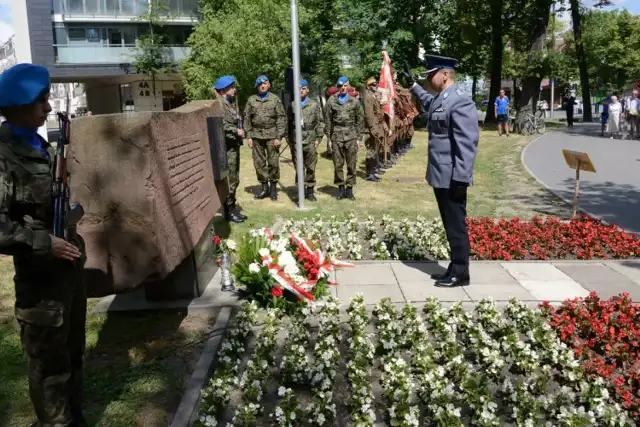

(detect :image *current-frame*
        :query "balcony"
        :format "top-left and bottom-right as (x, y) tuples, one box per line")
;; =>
(54, 44), (191, 64)
(53, 0), (200, 23)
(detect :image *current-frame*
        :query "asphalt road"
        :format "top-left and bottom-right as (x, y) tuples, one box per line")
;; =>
(522, 123), (640, 235)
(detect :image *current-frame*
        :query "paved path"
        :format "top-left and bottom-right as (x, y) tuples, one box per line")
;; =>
(92, 260), (640, 313)
(522, 123), (640, 234)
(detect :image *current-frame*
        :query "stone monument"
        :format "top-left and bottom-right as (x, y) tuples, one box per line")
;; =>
(68, 100), (229, 300)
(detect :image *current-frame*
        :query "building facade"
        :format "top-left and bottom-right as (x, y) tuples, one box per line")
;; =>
(12, 0), (196, 119)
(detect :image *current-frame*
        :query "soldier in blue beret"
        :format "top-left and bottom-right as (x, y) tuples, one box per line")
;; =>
(402, 54), (479, 287)
(212, 75), (247, 223)
(0, 63), (88, 426)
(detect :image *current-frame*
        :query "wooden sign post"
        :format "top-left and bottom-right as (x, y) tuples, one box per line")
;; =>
(562, 149), (596, 218)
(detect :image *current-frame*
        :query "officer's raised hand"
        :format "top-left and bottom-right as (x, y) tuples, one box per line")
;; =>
(400, 62), (415, 86)
(50, 235), (81, 261)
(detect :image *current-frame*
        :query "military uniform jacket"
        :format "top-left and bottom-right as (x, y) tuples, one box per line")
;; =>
(287, 98), (325, 145)
(0, 126), (55, 272)
(363, 89), (385, 140)
(216, 96), (242, 147)
(410, 83), (479, 189)
(243, 93), (286, 141)
(324, 94), (364, 143)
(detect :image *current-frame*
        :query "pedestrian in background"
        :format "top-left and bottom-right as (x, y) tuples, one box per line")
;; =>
(494, 89), (510, 137)
(628, 89), (639, 140)
(0, 63), (88, 426)
(607, 95), (622, 139)
(244, 75), (286, 201)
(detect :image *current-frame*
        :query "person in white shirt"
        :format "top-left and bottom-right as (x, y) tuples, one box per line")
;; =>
(628, 89), (639, 140)
(607, 95), (622, 139)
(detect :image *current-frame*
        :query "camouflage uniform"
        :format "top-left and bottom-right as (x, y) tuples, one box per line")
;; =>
(0, 124), (87, 426)
(244, 93), (286, 185)
(363, 88), (386, 176)
(324, 94), (364, 192)
(287, 98), (324, 190)
(216, 96), (243, 205)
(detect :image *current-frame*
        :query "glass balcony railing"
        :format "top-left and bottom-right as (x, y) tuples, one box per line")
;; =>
(53, 0), (200, 19)
(54, 44), (191, 64)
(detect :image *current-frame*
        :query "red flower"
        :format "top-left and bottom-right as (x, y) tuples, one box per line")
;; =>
(271, 286), (283, 297)
(213, 235), (221, 245)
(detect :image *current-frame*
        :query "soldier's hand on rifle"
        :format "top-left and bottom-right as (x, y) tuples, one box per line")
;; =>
(237, 129), (245, 138)
(50, 235), (81, 261)
(315, 139), (321, 148)
(247, 138), (254, 148)
(273, 139), (281, 148)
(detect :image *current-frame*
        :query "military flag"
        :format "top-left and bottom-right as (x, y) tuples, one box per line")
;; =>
(378, 51), (397, 125)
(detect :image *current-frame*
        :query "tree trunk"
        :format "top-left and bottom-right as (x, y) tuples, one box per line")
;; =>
(472, 76), (477, 100)
(570, 0), (593, 122)
(487, 0), (504, 123)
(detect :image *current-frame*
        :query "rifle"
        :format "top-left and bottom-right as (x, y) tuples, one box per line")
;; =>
(53, 111), (84, 241)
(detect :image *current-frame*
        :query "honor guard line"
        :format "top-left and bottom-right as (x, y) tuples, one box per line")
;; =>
(562, 149), (596, 219)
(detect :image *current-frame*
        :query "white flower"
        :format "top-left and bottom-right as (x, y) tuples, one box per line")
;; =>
(259, 248), (270, 257)
(225, 239), (237, 250)
(248, 263), (261, 273)
(278, 386), (287, 397)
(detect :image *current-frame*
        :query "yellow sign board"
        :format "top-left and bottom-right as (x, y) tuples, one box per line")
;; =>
(562, 149), (596, 173)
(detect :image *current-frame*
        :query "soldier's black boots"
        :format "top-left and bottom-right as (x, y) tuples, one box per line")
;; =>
(306, 187), (317, 201)
(346, 187), (356, 200)
(255, 182), (269, 199)
(269, 181), (278, 200)
(224, 203), (244, 223)
(366, 174), (381, 182)
(233, 203), (248, 220)
(337, 185), (346, 200)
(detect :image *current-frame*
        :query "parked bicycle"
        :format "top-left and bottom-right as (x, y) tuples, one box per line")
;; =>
(517, 110), (546, 135)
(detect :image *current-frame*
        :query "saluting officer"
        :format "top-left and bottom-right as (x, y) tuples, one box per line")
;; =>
(403, 55), (479, 287)
(324, 76), (364, 200)
(0, 64), (88, 425)
(213, 75), (247, 223)
(244, 75), (286, 201)
(287, 79), (324, 201)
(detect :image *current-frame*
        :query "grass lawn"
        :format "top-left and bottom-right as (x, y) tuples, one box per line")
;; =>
(0, 125), (570, 426)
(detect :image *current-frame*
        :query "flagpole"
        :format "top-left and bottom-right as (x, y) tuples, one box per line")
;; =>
(290, 0), (307, 210)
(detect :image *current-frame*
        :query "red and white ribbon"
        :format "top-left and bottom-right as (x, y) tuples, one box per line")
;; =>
(268, 264), (316, 304)
(290, 234), (355, 285)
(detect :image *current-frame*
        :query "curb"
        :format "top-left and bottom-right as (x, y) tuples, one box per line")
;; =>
(520, 131), (637, 236)
(170, 306), (233, 427)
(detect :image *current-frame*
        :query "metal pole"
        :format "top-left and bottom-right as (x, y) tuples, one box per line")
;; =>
(290, 0), (306, 210)
(550, 2), (556, 118)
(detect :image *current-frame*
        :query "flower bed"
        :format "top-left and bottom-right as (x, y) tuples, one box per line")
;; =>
(196, 296), (633, 427)
(543, 292), (640, 419)
(279, 214), (640, 261)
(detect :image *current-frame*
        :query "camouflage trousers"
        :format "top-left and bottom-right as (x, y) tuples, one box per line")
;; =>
(14, 239), (87, 426)
(364, 134), (382, 174)
(252, 138), (280, 183)
(226, 143), (240, 205)
(292, 142), (318, 187)
(332, 139), (358, 187)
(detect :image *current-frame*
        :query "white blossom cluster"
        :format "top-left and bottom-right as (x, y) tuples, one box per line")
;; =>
(198, 301), (258, 427)
(345, 295), (377, 426)
(306, 296), (341, 426)
(373, 298), (420, 427)
(270, 386), (305, 427)
(280, 308), (311, 385)
(232, 308), (282, 426)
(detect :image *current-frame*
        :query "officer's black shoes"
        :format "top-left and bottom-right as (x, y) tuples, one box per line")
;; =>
(366, 174), (381, 182)
(435, 272), (470, 288)
(224, 204), (244, 223)
(431, 263), (452, 280)
(346, 187), (356, 200)
(269, 181), (278, 201)
(255, 182), (269, 199)
(306, 187), (317, 201)
(337, 185), (346, 200)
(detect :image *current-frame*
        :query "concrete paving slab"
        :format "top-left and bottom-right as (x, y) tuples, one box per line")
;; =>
(398, 282), (471, 302)
(604, 261), (640, 286)
(502, 263), (572, 282)
(554, 263), (640, 300)
(464, 284), (536, 301)
(390, 262), (449, 282)
(519, 280), (590, 302)
(337, 284), (405, 305)
(336, 263), (398, 286)
(469, 263), (520, 285)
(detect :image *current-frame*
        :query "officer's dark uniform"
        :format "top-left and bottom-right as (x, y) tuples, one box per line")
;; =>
(407, 55), (479, 287)
(0, 63), (87, 426)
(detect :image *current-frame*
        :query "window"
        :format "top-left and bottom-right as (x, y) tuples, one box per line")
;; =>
(121, 0), (134, 14)
(104, 0), (118, 14)
(69, 0), (84, 13)
(108, 29), (122, 46)
(68, 28), (87, 43)
(86, 0), (100, 14)
(54, 26), (68, 44)
(122, 27), (137, 45)
(87, 28), (101, 42)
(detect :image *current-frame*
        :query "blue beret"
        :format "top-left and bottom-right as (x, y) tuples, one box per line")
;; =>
(213, 75), (235, 90)
(336, 76), (349, 86)
(255, 75), (269, 86)
(300, 79), (309, 88)
(0, 63), (50, 108)
(424, 54), (458, 73)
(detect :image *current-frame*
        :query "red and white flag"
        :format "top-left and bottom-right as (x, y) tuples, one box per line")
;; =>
(378, 51), (397, 124)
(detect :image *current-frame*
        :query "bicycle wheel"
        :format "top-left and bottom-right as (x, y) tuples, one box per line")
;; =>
(520, 119), (533, 135)
(535, 117), (546, 134)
